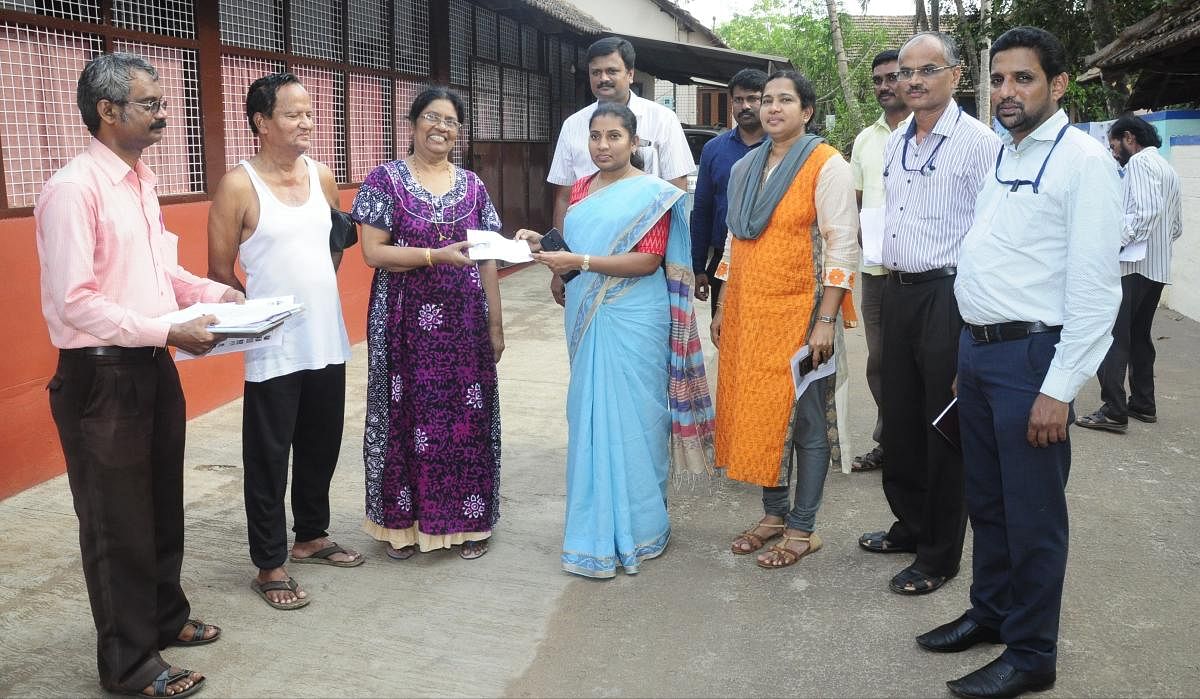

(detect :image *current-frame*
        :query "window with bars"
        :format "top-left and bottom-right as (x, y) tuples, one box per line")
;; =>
(0, 24), (101, 208)
(348, 73), (391, 182)
(219, 0), (284, 53)
(290, 0), (343, 62)
(220, 54), (285, 173)
(498, 15), (519, 68)
(0, 0), (100, 23)
(113, 0), (195, 39)
(448, 0), (470, 86)
(521, 25), (539, 72)
(501, 67), (527, 141)
(473, 6), (496, 62)
(394, 0), (429, 78)
(291, 63), (345, 182)
(348, 0), (388, 69)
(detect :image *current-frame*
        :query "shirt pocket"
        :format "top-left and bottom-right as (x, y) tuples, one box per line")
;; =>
(988, 189), (1059, 248)
(158, 230), (181, 270)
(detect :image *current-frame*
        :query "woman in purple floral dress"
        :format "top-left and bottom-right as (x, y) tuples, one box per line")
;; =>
(351, 87), (503, 560)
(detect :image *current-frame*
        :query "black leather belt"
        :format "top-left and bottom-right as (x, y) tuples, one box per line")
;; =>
(63, 346), (163, 359)
(889, 266), (957, 285)
(966, 321), (1062, 344)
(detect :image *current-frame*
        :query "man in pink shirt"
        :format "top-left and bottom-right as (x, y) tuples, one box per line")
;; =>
(35, 53), (242, 699)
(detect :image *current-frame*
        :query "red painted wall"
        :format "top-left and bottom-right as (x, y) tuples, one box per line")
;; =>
(0, 190), (372, 500)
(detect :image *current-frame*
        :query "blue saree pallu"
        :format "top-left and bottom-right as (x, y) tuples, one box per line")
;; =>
(559, 176), (714, 578)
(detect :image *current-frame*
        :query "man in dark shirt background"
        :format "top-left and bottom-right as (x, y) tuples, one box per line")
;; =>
(691, 68), (767, 312)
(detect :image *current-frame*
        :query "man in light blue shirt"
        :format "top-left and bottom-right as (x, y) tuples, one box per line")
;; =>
(915, 27), (1121, 699)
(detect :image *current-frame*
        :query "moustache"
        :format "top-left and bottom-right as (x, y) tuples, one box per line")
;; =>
(597, 82), (615, 89)
(150, 120), (167, 130)
(736, 109), (756, 119)
(998, 99), (1022, 109)
(878, 90), (895, 99)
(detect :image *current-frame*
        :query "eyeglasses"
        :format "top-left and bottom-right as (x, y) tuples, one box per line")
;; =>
(420, 112), (463, 130)
(871, 73), (900, 86)
(731, 95), (761, 106)
(120, 98), (168, 113)
(896, 65), (958, 82)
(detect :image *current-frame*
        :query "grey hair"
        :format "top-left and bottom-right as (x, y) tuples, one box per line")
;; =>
(902, 31), (960, 66)
(76, 52), (159, 135)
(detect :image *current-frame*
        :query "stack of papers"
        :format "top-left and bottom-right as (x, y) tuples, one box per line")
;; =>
(466, 229), (533, 263)
(159, 296), (305, 360)
(161, 296), (304, 336)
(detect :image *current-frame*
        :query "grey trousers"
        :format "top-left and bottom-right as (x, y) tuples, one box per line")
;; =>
(762, 375), (832, 532)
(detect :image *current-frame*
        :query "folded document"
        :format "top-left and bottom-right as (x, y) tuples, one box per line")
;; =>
(159, 296), (304, 359)
(467, 229), (533, 263)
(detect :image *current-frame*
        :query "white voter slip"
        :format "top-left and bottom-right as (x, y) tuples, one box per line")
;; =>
(467, 229), (533, 263)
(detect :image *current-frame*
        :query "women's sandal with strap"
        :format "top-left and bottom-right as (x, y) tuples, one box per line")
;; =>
(731, 522), (785, 555)
(757, 533), (822, 569)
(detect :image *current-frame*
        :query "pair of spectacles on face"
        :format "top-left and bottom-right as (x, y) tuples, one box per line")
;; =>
(119, 98), (168, 114)
(731, 95), (761, 107)
(420, 111), (463, 130)
(895, 64), (958, 82)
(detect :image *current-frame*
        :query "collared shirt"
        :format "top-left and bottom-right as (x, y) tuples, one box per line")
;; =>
(955, 110), (1123, 403)
(690, 127), (763, 273)
(1119, 146), (1183, 283)
(713, 155), (860, 290)
(882, 103), (1000, 272)
(851, 111), (907, 275)
(35, 138), (228, 349)
(547, 91), (695, 186)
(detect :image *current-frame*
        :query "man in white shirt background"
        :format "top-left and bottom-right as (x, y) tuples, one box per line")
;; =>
(1075, 114), (1183, 433)
(848, 48), (909, 474)
(546, 36), (694, 304)
(916, 26), (1122, 699)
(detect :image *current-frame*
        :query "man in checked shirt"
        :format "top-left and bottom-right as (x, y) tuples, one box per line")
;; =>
(856, 32), (1000, 597)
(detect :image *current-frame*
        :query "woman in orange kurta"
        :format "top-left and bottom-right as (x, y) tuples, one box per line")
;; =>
(711, 71), (860, 569)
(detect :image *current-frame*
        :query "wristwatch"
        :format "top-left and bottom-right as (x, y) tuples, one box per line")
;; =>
(816, 314), (837, 324)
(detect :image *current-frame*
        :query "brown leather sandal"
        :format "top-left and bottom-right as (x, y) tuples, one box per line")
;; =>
(730, 521), (785, 555)
(757, 532), (823, 569)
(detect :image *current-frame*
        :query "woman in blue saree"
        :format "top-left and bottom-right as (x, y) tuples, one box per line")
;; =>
(517, 103), (714, 578)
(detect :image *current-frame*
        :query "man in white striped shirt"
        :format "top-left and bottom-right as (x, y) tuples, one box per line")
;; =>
(857, 32), (1000, 598)
(1076, 115), (1183, 432)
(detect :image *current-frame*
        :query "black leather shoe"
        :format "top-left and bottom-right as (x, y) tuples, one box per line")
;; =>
(916, 613), (1002, 652)
(947, 658), (1055, 698)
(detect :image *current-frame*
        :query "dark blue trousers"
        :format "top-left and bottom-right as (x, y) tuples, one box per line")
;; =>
(958, 329), (1071, 674)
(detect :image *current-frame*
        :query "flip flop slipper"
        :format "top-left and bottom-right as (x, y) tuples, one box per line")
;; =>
(889, 566), (950, 595)
(1074, 410), (1127, 433)
(858, 530), (916, 553)
(460, 540), (489, 560)
(250, 577), (310, 610)
(386, 545), (417, 560)
(116, 668), (206, 698)
(172, 619), (220, 647)
(290, 543), (364, 567)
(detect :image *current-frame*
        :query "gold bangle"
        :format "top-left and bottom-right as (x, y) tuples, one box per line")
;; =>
(425, 247), (433, 267)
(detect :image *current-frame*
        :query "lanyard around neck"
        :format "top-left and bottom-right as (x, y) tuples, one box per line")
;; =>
(993, 122), (1070, 194)
(884, 105), (963, 177)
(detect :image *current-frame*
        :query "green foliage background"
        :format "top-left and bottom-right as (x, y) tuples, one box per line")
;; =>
(716, 0), (1176, 150)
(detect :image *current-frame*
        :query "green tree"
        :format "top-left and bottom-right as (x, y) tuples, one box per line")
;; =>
(718, 0), (890, 149)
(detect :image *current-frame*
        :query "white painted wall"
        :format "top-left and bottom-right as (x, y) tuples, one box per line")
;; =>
(1164, 143), (1200, 320)
(571, 0), (718, 45)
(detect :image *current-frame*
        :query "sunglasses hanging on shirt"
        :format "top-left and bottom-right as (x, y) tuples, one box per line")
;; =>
(993, 122), (1070, 193)
(884, 106), (963, 177)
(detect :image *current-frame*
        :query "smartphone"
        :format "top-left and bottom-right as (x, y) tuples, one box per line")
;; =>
(540, 228), (579, 283)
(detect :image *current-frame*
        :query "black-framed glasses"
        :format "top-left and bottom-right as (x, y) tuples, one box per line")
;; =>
(896, 65), (957, 81)
(993, 122), (1070, 193)
(420, 112), (463, 130)
(871, 72), (900, 86)
(119, 98), (168, 113)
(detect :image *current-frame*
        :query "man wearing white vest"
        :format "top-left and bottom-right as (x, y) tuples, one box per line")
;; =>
(208, 73), (360, 611)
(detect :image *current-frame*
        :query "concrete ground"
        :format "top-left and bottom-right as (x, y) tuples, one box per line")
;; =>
(1, 265), (1198, 698)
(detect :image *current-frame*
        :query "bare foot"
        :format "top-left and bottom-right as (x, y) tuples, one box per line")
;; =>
(291, 536), (361, 564)
(255, 566), (306, 606)
(141, 667), (203, 697)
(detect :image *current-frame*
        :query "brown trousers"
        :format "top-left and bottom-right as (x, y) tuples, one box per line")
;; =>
(48, 349), (191, 692)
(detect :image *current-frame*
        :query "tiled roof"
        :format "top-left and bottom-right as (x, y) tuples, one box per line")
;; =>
(646, 0), (727, 48)
(1086, 0), (1200, 70)
(517, 0), (608, 34)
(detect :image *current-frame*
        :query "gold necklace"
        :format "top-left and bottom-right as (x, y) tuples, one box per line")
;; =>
(408, 158), (455, 241)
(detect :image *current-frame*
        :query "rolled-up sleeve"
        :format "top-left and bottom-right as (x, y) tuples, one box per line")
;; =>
(1040, 152), (1123, 402)
(814, 156), (860, 290)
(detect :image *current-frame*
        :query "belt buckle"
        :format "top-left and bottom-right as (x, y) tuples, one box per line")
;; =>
(897, 271), (911, 286)
(981, 325), (991, 343)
